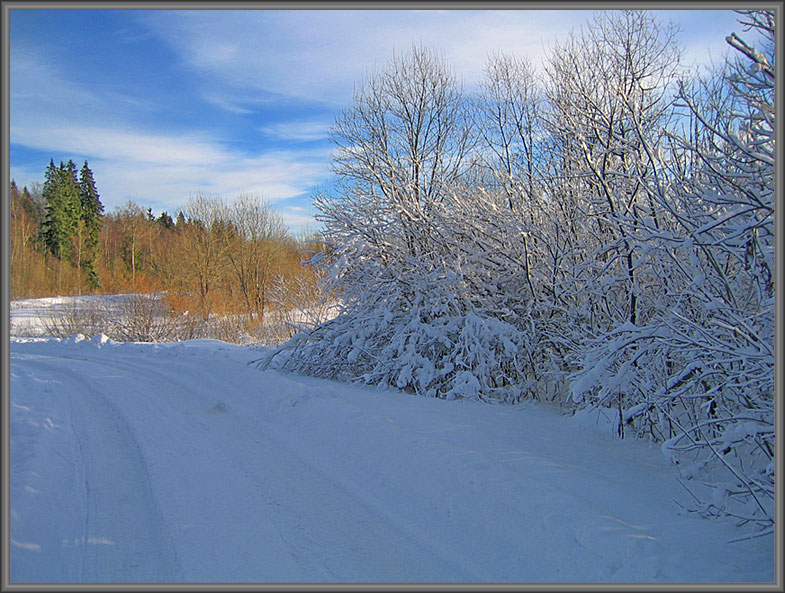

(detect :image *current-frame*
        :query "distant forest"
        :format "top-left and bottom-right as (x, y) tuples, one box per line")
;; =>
(10, 164), (325, 327)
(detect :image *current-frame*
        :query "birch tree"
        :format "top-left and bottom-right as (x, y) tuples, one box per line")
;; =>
(180, 193), (232, 321)
(327, 43), (474, 258)
(224, 193), (288, 324)
(544, 10), (682, 330)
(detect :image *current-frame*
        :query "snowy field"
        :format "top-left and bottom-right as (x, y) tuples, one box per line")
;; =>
(10, 295), (140, 338)
(8, 296), (775, 583)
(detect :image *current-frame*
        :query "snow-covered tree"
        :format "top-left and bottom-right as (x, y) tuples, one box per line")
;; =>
(261, 46), (538, 401)
(327, 43), (475, 259)
(543, 10), (683, 331)
(568, 10), (775, 531)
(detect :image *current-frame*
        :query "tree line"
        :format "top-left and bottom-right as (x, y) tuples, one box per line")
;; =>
(261, 10), (774, 530)
(11, 169), (325, 333)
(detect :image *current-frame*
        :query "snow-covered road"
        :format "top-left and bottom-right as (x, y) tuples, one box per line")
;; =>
(9, 335), (774, 583)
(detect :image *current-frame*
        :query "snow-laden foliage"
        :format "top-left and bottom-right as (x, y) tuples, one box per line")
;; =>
(568, 10), (775, 530)
(262, 12), (774, 530)
(261, 188), (545, 403)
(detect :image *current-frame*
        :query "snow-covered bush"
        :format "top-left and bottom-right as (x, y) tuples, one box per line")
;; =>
(260, 240), (534, 402)
(568, 10), (775, 530)
(569, 296), (774, 530)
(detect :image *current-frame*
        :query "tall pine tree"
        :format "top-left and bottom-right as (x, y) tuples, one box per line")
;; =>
(78, 161), (104, 288)
(40, 159), (81, 262)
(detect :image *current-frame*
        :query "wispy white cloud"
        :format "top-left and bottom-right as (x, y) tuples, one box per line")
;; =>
(11, 122), (332, 213)
(260, 120), (333, 143)
(140, 8), (741, 111)
(208, 148), (333, 201)
(201, 92), (257, 114)
(11, 43), (166, 125)
(11, 47), (101, 110)
(13, 124), (228, 166)
(10, 46), (331, 221)
(276, 205), (321, 236)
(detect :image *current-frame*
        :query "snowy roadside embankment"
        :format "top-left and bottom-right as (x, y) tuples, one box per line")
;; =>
(9, 331), (774, 583)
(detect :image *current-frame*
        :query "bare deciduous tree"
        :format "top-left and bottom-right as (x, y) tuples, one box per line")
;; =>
(327, 44), (475, 258)
(180, 193), (232, 321)
(224, 193), (289, 324)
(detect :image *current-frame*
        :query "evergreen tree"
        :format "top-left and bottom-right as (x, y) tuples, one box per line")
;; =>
(157, 211), (175, 231)
(39, 160), (60, 256)
(40, 159), (80, 261)
(78, 161), (104, 288)
(20, 185), (45, 225)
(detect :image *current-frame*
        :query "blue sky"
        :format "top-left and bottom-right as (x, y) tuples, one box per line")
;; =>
(9, 8), (745, 234)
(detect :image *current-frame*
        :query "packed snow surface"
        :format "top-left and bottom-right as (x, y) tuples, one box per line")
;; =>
(9, 301), (774, 583)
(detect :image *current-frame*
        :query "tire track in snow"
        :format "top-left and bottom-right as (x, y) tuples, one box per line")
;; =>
(212, 399), (488, 582)
(100, 351), (481, 580)
(14, 345), (485, 581)
(63, 383), (90, 583)
(12, 341), (772, 582)
(39, 347), (650, 580)
(117, 350), (487, 580)
(17, 345), (579, 580)
(11, 352), (185, 582)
